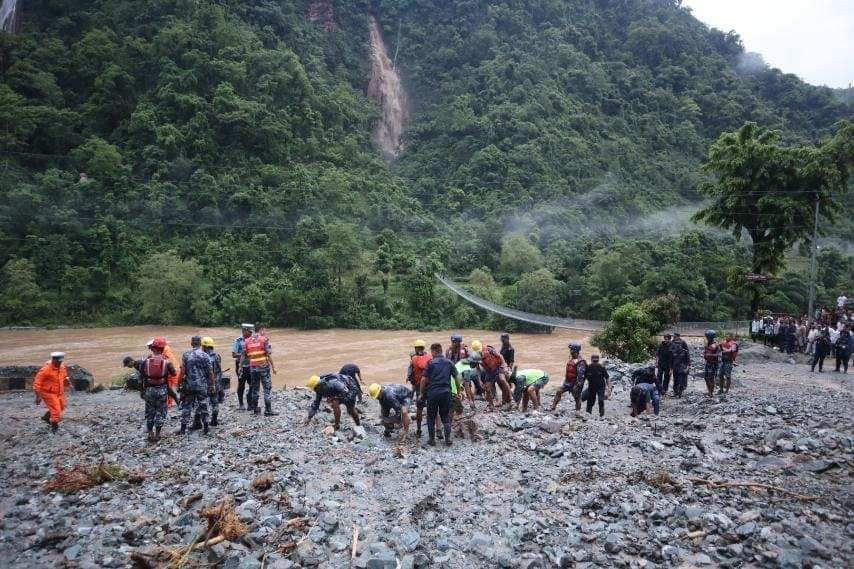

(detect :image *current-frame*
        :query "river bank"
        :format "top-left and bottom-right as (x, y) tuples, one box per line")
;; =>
(0, 358), (851, 568)
(0, 326), (590, 388)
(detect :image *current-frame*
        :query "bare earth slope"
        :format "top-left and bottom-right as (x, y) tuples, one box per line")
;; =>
(0, 359), (851, 568)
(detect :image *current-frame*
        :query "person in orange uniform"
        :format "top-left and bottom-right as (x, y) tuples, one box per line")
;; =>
(162, 339), (182, 407)
(33, 352), (73, 433)
(407, 339), (432, 437)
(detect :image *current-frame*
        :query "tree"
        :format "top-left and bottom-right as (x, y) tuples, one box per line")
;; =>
(693, 122), (852, 312)
(135, 252), (212, 325)
(0, 258), (45, 324)
(591, 302), (660, 363)
(499, 233), (543, 277)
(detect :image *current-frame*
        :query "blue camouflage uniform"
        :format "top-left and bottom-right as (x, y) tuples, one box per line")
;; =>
(181, 348), (214, 427)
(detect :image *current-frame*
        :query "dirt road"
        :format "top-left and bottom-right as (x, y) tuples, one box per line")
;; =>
(0, 326), (590, 386)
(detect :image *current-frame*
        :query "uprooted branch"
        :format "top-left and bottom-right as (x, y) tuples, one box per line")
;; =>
(688, 477), (817, 501)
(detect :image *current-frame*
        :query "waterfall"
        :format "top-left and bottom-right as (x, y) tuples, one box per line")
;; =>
(0, 0), (18, 33)
(367, 16), (408, 160)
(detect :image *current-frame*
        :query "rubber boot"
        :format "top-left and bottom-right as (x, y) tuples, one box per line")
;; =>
(179, 423), (187, 435)
(191, 416), (202, 431)
(41, 411), (51, 424)
(264, 402), (278, 416)
(147, 430), (155, 443)
(444, 425), (452, 446)
(253, 405), (260, 415)
(210, 412), (218, 426)
(50, 422), (59, 433)
(203, 421), (209, 435)
(427, 437), (436, 446)
(154, 427), (162, 442)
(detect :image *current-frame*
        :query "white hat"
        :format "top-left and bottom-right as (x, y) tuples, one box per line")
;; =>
(146, 339), (154, 347)
(241, 323), (255, 329)
(50, 352), (65, 359)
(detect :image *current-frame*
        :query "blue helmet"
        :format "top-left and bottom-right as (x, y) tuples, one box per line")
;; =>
(704, 329), (716, 339)
(450, 333), (463, 342)
(568, 342), (582, 352)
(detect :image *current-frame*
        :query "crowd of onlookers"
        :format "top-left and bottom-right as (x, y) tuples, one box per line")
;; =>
(749, 294), (852, 373)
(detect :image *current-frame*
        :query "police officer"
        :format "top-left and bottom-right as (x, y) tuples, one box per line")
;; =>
(656, 333), (673, 394)
(179, 340), (215, 435)
(670, 333), (690, 397)
(232, 324), (254, 410)
(201, 337), (223, 426)
(581, 354), (609, 418)
(244, 327), (278, 416)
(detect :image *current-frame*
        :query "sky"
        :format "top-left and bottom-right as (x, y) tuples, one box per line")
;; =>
(682, 0), (853, 88)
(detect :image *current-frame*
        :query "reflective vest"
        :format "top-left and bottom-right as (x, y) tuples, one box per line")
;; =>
(565, 358), (583, 383)
(721, 340), (738, 362)
(244, 335), (270, 367)
(481, 346), (504, 372)
(520, 369), (546, 387)
(410, 353), (431, 385)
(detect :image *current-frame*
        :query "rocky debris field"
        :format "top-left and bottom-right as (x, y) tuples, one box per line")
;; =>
(0, 354), (851, 569)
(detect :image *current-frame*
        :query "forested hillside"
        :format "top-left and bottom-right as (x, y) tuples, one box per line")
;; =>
(0, 0), (851, 329)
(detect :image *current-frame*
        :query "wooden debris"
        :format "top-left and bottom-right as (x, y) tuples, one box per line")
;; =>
(251, 472), (274, 492)
(688, 477), (817, 501)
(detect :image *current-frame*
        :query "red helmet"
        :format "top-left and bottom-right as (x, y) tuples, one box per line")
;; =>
(151, 336), (167, 350)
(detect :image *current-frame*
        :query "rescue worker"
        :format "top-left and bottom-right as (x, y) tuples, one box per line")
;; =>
(419, 343), (459, 447)
(811, 330), (831, 372)
(162, 339), (181, 408)
(123, 338), (179, 442)
(202, 337), (223, 426)
(33, 352), (73, 433)
(670, 332), (690, 397)
(834, 328), (852, 373)
(305, 373), (361, 430)
(630, 382), (660, 417)
(180, 336), (203, 429)
(369, 383), (412, 439)
(551, 342), (586, 411)
(499, 333), (515, 369)
(339, 363), (365, 402)
(480, 343), (512, 411)
(702, 330), (721, 397)
(513, 369), (549, 412)
(631, 364), (659, 391)
(580, 354), (609, 418)
(445, 333), (469, 363)
(407, 339), (432, 437)
(470, 339), (485, 396)
(232, 324), (254, 410)
(244, 327), (278, 416)
(179, 339), (215, 435)
(459, 354), (481, 411)
(719, 333), (738, 393)
(656, 334), (673, 394)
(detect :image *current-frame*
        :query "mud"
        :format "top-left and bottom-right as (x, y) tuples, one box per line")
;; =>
(0, 327), (589, 387)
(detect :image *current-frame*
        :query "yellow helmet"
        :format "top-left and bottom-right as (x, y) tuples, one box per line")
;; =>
(413, 339), (426, 349)
(471, 340), (482, 351)
(201, 336), (215, 348)
(306, 375), (321, 390)
(368, 383), (381, 399)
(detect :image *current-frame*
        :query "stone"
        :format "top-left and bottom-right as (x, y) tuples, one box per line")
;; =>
(776, 549), (803, 568)
(604, 533), (623, 554)
(736, 522), (757, 538)
(396, 529), (420, 553)
(366, 549), (397, 569)
(64, 545), (82, 561)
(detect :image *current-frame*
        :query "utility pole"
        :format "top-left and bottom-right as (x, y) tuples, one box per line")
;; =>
(807, 197), (819, 322)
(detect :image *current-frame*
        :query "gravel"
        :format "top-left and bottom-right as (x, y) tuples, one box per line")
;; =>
(0, 349), (851, 568)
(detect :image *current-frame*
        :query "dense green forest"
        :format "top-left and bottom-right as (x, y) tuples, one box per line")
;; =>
(0, 0), (851, 329)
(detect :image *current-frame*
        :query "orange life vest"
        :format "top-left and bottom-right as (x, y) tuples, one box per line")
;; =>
(410, 353), (431, 385)
(481, 346), (504, 372)
(244, 334), (270, 367)
(565, 358), (583, 382)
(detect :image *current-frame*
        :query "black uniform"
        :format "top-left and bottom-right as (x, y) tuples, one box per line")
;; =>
(656, 341), (673, 392)
(669, 339), (690, 396)
(631, 365), (659, 391)
(422, 356), (459, 443)
(378, 384), (413, 435)
(582, 363), (609, 417)
(811, 335), (831, 372)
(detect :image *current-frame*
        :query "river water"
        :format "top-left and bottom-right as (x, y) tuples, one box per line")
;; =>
(0, 327), (590, 387)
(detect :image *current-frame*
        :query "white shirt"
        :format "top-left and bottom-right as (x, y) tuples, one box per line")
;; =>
(829, 328), (840, 343)
(751, 320), (761, 333)
(838, 295), (847, 308)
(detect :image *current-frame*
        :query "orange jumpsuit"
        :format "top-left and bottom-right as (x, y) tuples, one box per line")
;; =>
(163, 345), (181, 407)
(33, 361), (69, 424)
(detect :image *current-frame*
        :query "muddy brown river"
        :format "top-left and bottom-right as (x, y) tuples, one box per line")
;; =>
(0, 327), (591, 387)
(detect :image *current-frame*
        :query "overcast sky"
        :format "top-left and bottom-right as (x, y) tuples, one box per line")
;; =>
(682, 0), (853, 88)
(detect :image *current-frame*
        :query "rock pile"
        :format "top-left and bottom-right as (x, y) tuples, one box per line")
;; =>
(0, 358), (850, 568)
